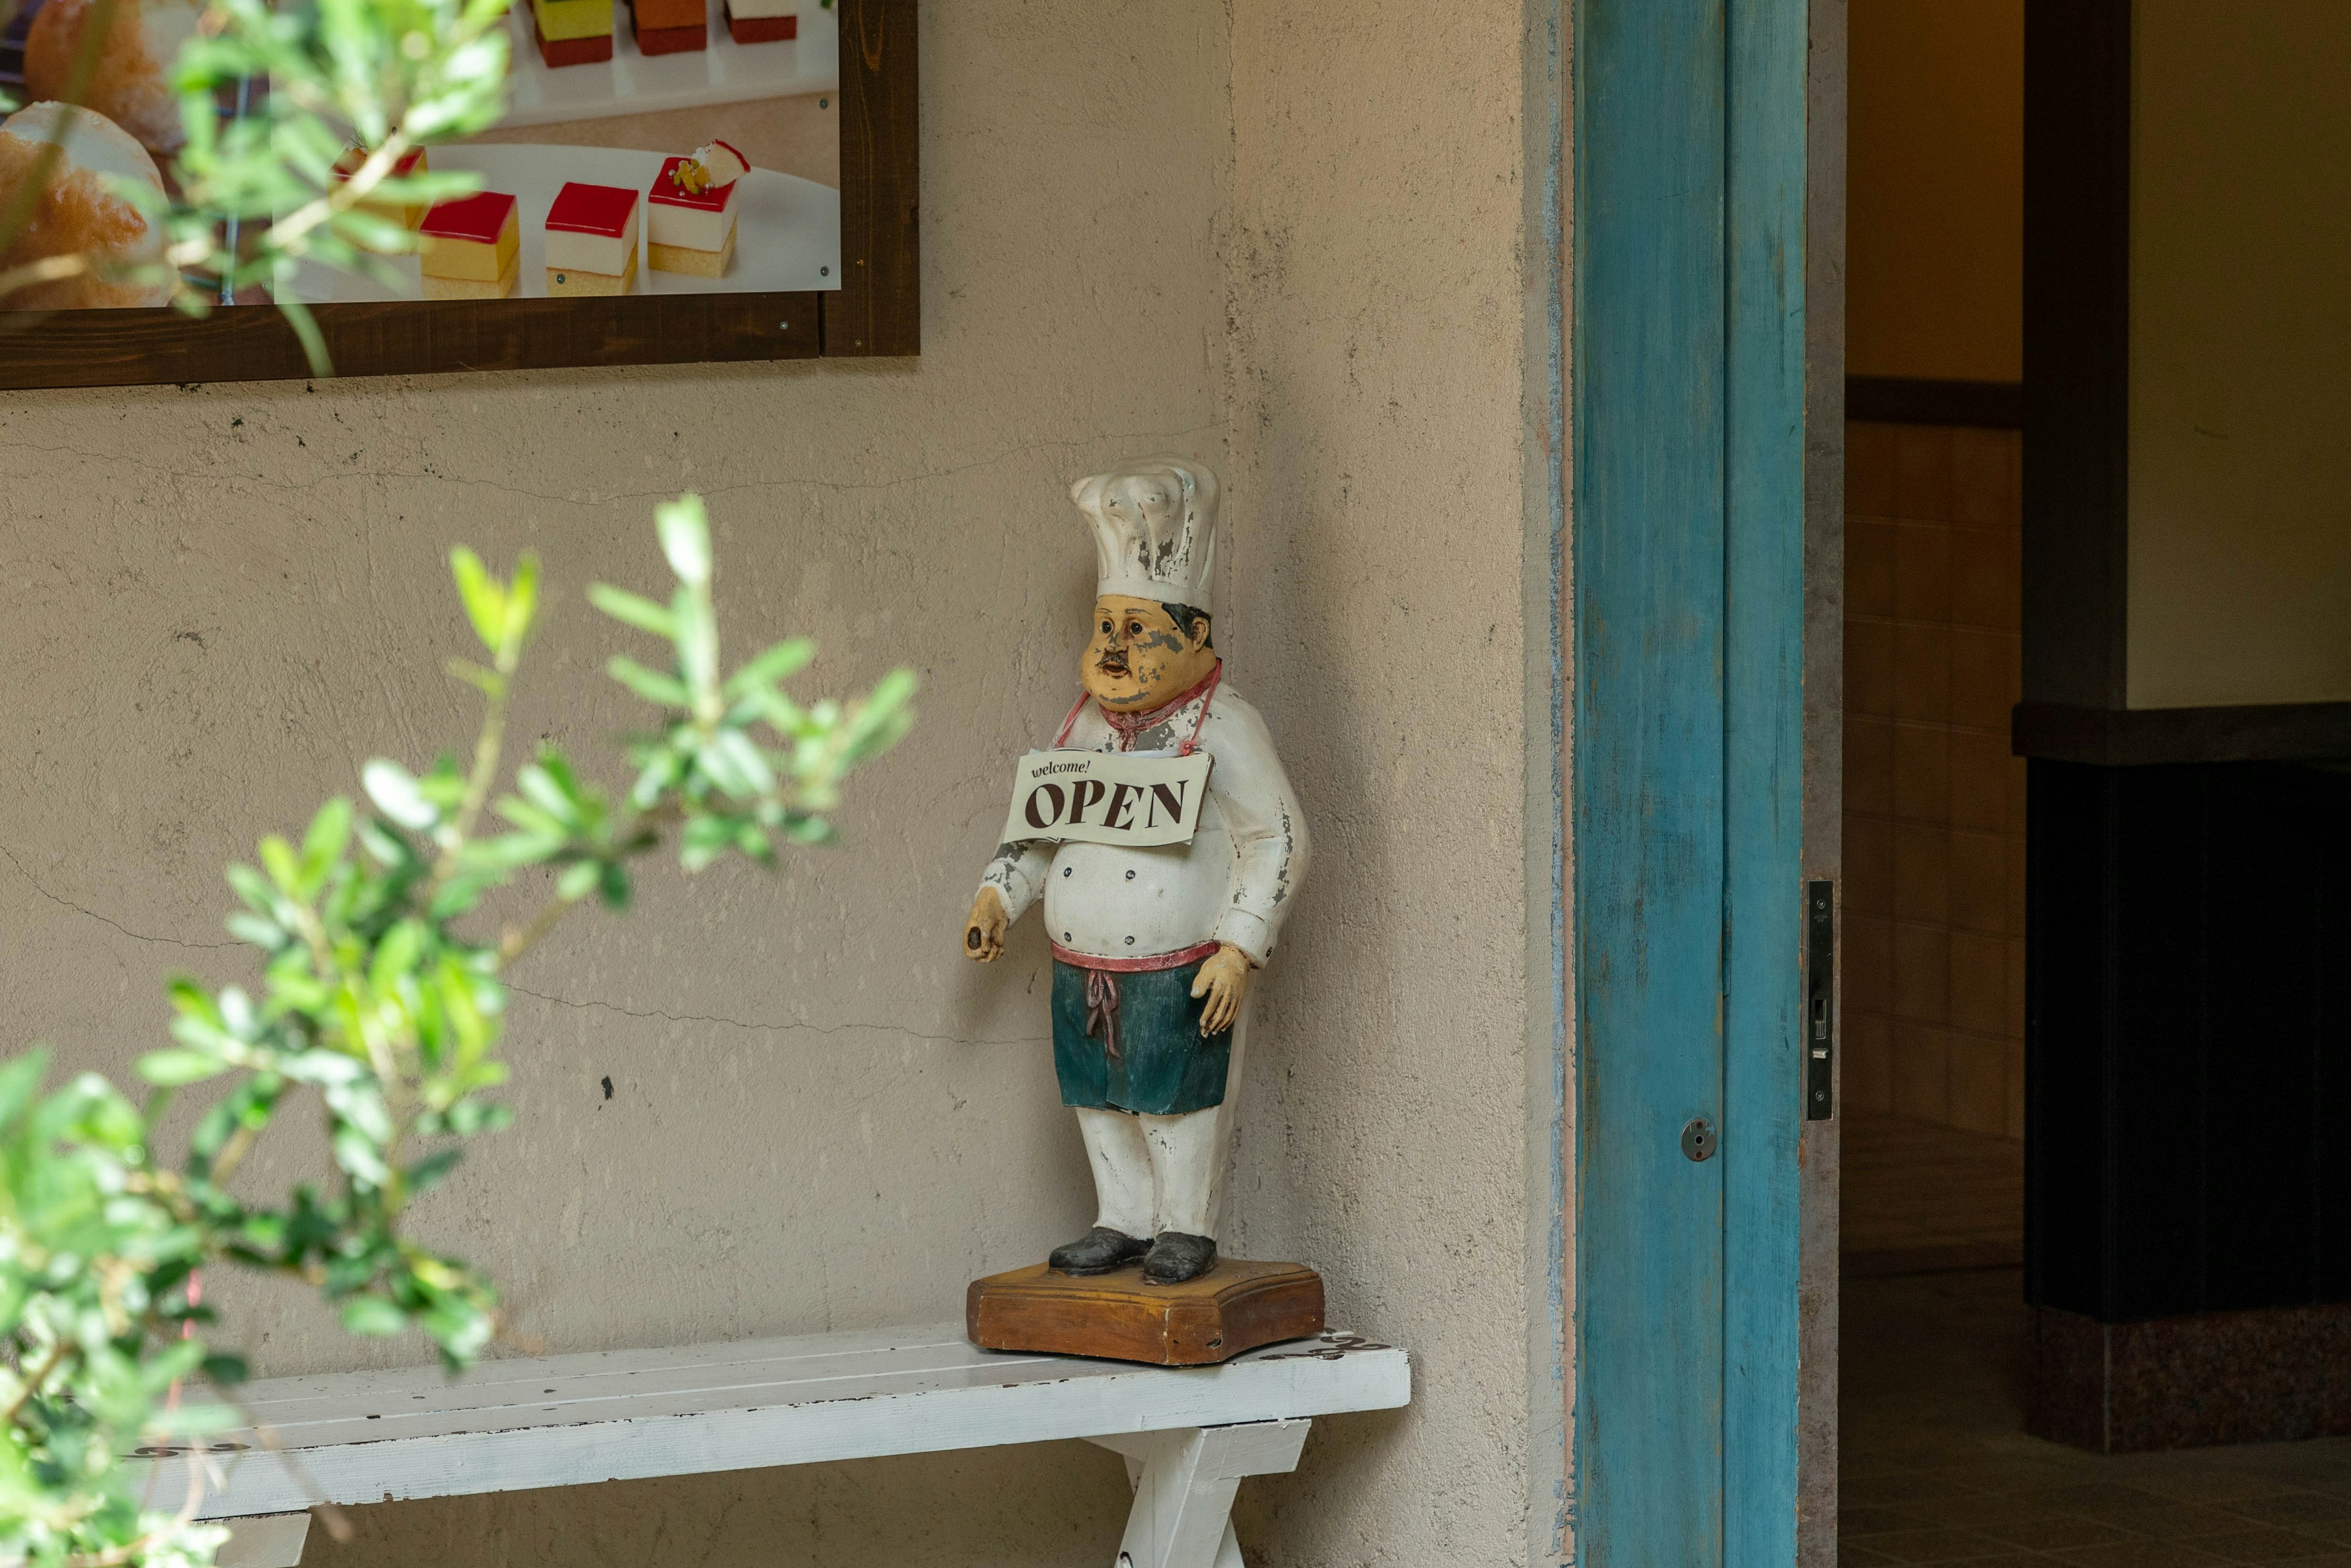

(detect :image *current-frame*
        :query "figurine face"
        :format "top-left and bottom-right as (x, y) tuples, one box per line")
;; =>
(1082, 595), (1215, 713)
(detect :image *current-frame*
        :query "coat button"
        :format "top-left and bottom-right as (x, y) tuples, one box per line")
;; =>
(1063, 866), (1073, 877)
(1125, 936), (1136, 946)
(1063, 931), (1071, 941)
(1125, 869), (1136, 880)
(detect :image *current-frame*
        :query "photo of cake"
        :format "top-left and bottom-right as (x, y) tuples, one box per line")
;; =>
(332, 144), (431, 230)
(646, 141), (742, 278)
(626, 0), (705, 56)
(544, 181), (639, 295)
(419, 190), (520, 300)
(723, 0), (795, 45)
(255, 8), (840, 307)
(531, 0), (613, 67)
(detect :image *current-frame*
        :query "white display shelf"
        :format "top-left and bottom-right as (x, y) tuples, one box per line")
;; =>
(285, 142), (840, 302)
(502, 0), (838, 129)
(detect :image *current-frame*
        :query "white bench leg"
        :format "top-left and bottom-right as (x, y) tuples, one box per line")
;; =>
(214, 1512), (311, 1568)
(1087, 1419), (1309, 1568)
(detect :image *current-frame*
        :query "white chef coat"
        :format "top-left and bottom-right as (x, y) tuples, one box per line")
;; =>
(980, 676), (1308, 966)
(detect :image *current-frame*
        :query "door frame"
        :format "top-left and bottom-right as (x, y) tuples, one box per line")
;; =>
(1567, 0), (1831, 1561)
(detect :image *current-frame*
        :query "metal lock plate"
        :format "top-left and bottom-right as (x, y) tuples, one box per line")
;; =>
(1681, 1117), (1717, 1162)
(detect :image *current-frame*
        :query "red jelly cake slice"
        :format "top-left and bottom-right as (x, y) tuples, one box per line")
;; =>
(646, 149), (741, 277)
(628, 0), (705, 53)
(419, 190), (520, 300)
(724, 0), (793, 43)
(544, 181), (639, 295)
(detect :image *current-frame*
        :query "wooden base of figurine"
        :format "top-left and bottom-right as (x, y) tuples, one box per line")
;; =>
(966, 1259), (1324, 1366)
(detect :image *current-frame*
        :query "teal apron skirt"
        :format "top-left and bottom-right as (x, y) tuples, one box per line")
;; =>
(1051, 944), (1232, 1115)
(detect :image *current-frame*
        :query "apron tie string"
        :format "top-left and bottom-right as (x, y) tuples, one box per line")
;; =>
(1083, 969), (1121, 1060)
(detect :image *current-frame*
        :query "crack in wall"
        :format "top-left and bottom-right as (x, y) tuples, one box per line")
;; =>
(506, 982), (1043, 1048)
(0, 842), (1046, 1048)
(0, 841), (236, 950)
(0, 421), (1226, 517)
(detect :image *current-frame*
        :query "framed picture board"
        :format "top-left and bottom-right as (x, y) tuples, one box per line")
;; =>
(0, 0), (913, 388)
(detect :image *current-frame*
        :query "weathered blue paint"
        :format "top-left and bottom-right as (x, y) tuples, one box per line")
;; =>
(1570, 0), (1728, 1561)
(1571, 0), (1807, 1559)
(1722, 0), (1809, 1558)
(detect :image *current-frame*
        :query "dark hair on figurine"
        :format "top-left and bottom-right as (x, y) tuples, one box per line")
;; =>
(1160, 601), (1213, 650)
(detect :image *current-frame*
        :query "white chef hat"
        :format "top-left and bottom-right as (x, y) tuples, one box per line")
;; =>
(1070, 456), (1220, 614)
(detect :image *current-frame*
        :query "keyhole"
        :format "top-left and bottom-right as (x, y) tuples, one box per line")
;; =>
(1681, 1118), (1717, 1162)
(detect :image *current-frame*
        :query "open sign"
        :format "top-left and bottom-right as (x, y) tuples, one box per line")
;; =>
(1000, 749), (1215, 847)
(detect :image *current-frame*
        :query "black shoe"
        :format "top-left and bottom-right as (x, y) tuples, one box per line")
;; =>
(1141, 1231), (1218, 1285)
(1049, 1226), (1150, 1275)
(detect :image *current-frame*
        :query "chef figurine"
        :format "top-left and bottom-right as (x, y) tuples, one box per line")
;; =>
(963, 457), (1309, 1286)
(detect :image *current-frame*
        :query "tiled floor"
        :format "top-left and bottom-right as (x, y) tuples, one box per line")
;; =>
(1842, 1116), (2351, 1564)
(1842, 1269), (2351, 1564)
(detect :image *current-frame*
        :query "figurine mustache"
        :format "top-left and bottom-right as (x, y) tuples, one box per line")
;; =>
(1097, 648), (1131, 677)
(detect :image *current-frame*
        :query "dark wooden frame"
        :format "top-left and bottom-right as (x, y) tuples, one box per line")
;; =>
(1845, 375), (2021, 429)
(0, 0), (916, 388)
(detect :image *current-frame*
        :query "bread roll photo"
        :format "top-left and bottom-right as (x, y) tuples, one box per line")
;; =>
(0, 102), (174, 310)
(23, 0), (203, 157)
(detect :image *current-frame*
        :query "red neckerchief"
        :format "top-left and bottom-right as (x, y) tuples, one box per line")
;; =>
(1053, 661), (1221, 753)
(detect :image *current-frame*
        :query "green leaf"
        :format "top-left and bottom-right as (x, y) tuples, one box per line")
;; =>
(587, 583), (677, 637)
(680, 812), (736, 872)
(369, 919), (427, 991)
(703, 730), (776, 798)
(405, 1148), (464, 1192)
(516, 762), (582, 827)
(259, 834), (302, 898)
(724, 638), (816, 698)
(301, 796), (354, 887)
(227, 862), (282, 917)
(362, 759), (438, 831)
(441, 1099), (514, 1135)
(557, 861), (599, 901)
(227, 912), (289, 950)
(137, 1050), (228, 1087)
(445, 658), (506, 696)
(506, 552), (541, 649)
(279, 296), (332, 378)
(0, 1048), (50, 1129)
(340, 1297), (407, 1337)
(450, 547), (506, 653)
(655, 494), (712, 586)
(331, 1123), (391, 1187)
(607, 656), (692, 708)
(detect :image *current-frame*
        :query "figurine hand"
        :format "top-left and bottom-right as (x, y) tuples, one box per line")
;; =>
(1191, 944), (1252, 1034)
(964, 885), (1010, 962)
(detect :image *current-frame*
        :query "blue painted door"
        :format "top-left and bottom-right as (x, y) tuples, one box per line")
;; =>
(1571, 0), (1809, 1562)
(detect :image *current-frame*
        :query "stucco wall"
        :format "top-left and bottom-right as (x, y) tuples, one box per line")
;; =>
(1222, 3), (1560, 1564)
(0, 1), (1559, 1563)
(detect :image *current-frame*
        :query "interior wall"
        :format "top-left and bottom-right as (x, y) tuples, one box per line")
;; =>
(0, 2), (1559, 1565)
(2126, 0), (2351, 710)
(1845, 0), (2022, 383)
(1843, 421), (2025, 1138)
